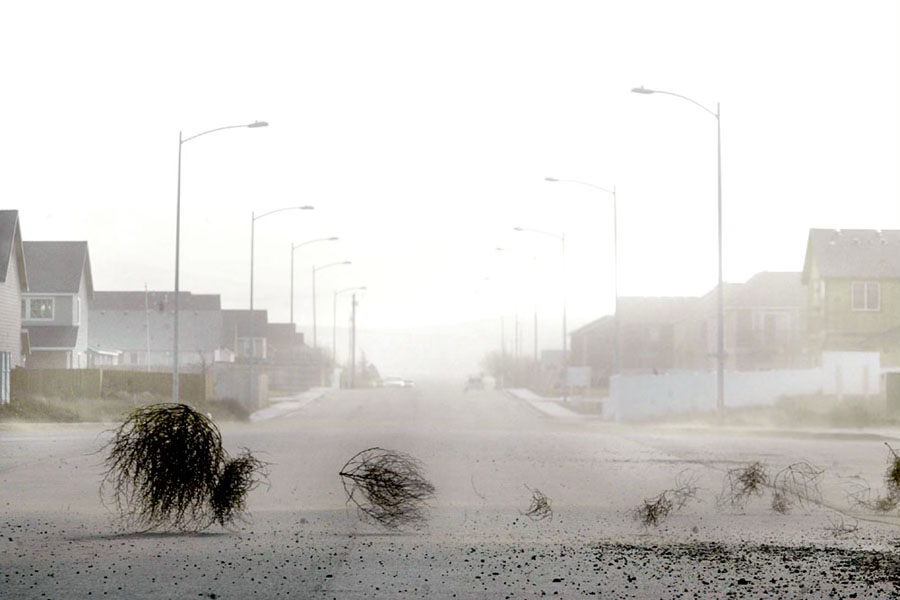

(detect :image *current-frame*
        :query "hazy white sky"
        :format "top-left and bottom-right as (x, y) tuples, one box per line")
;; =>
(3, 1), (898, 349)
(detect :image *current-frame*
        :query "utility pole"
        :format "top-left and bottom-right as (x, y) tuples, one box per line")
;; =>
(349, 292), (357, 389)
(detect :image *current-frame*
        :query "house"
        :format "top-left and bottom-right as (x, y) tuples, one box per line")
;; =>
(221, 309), (268, 361)
(688, 272), (806, 371)
(0, 211), (28, 402)
(569, 296), (701, 381)
(89, 291), (223, 370)
(21, 241), (93, 369)
(266, 322), (308, 364)
(802, 228), (900, 366)
(570, 272), (806, 382)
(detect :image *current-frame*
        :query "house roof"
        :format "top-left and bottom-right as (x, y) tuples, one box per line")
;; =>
(700, 271), (804, 309)
(24, 325), (79, 350)
(803, 229), (900, 282)
(570, 296), (701, 337)
(222, 310), (268, 341)
(22, 241), (93, 296)
(0, 210), (28, 289)
(92, 291), (221, 311)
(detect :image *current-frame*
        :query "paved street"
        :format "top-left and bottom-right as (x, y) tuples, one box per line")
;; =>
(3, 386), (900, 598)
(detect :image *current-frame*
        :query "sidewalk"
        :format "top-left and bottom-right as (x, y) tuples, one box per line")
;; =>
(505, 388), (585, 419)
(249, 387), (331, 422)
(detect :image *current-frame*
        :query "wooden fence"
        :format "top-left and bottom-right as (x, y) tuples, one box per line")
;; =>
(11, 368), (212, 402)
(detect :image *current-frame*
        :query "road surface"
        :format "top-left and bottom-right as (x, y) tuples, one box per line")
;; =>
(3, 385), (900, 598)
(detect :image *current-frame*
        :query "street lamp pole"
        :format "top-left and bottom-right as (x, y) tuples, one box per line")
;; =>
(545, 177), (619, 377)
(291, 237), (339, 359)
(632, 85), (724, 412)
(333, 286), (366, 368)
(248, 205), (314, 405)
(172, 120), (268, 403)
(514, 227), (567, 398)
(312, 261), (352, 351)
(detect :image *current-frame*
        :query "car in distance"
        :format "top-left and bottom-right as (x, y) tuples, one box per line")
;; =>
(381, 377), (408, 388)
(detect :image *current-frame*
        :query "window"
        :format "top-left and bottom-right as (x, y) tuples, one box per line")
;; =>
(74, 297), (81, 325)
(23, 297), (54, 320)
(851, 281), (880, 311)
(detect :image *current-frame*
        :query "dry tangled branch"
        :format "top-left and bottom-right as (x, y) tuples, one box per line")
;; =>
(521, 485), (553, 521)
(101, 403), (266, 532)
(843, 445), (900, 514)
(631, 470), (699, 527)
(825, 512), (860, 538)
(717, 461), (769, 510)
(339, 447), (436, 529)
(770, 462), (824, 514)
(632, 491), (674, 527)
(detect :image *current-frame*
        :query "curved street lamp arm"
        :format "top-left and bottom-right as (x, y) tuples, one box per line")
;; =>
(292, 236), (339, 252)
(545, 177), (615, 196)
(254, 205), (314, 221)
(633, 87), (717, 119)
(314, 260), (352, 273)
(182, 121), (268, 144)
(513, 226), (564, 242)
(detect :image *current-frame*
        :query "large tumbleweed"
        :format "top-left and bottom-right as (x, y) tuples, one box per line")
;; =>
(102, 403), (266, 532)
(339, 447), (436, 528)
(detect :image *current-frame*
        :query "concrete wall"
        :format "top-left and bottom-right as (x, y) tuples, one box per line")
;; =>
(609, 369), (824, 421)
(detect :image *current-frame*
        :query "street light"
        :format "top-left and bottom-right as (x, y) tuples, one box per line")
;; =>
(312, 261), (352, 351)
(291, 237), (339, 355)
(545, 177), (620, 378)
(249, 205), (314, 405)
(172, 120), (268, 403)
(333, 285), (366, 368)
(513, 226), (567, 398)
(632, 85), (725, 412)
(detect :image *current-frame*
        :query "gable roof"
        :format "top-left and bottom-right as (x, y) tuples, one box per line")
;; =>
(0, 210), (28, 289)
(22, 241), (93, 296)
(803, 229), (900, 282)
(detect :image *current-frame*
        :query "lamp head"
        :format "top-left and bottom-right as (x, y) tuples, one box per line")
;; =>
(544, 177), (559, 182)
(631, 87), (655, 94)
(248, 121), (269, 128)
(299, 205), (315, 210)
(328, 236), (339, 241)
(343, 261), (352, 265)
(513, 227), (524, 232)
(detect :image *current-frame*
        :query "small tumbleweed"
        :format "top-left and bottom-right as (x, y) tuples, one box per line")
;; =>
(521, 485), (553, 521)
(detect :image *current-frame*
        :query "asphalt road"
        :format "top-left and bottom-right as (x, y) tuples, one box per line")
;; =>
(3, 385), (900, 598)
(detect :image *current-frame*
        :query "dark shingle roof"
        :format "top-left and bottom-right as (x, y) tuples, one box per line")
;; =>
(803, 229), (900, 281)
(0, 210), (27, 288)
(24, 325), (78, 349)
(22, 241), (92, 295)
(92, 291), (221, 311)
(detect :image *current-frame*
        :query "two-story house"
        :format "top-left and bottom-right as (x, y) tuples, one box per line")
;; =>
(0, 211), (28, 402)
(690, 272), (807, 370)
(21, 241), (93, 369)
(221, 309), (268, 361)
(89, 291), (223, 370)
(803, 228), (900, 366)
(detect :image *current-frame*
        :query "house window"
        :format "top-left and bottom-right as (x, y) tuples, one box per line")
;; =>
(74, 297), (81, 325)
(851, 281), (880, 311)
(24, 298), (54, 320)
